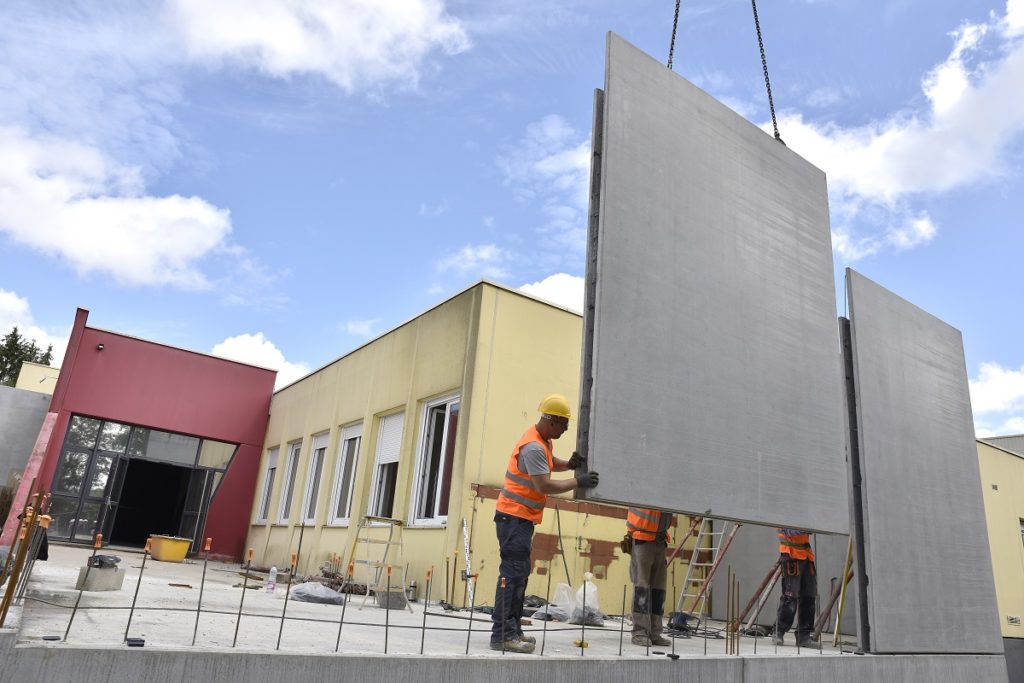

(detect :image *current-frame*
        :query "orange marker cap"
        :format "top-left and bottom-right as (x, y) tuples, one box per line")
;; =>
(94, 533), (103, 548)
(144, 538), (152, 552)
(203, 537), (212, 551)
(247, 548), (254, 562)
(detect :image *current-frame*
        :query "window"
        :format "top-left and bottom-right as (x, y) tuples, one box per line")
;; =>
(412, 396), (459, 524)
(328, 423), (362, 525)
(301, 433), (329, 524)
(277, 441), (302, 522)
(369, 413), (404, 518)
(256, 447), (279, 522)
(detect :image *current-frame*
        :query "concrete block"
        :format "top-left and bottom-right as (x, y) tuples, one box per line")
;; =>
(847, 270), (1003, 654)
(75, 566), (125, 591)
(579, 33), (847, 533)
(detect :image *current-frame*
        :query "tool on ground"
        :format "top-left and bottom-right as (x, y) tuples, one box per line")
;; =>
(350, 516), (412, 612)
(573, 639), (588, 648)
(125, 538), (152, 642)
(672, 518), (741, 634)
(64, 532), (102, 641)
(191, 537), (212, 646)
(334, 563), (354, 653)
(232, 548), (254, 648)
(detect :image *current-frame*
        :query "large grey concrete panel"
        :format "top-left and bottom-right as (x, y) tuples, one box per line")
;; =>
(579, 33), (847, 534)
(745, 654), (1008, 683)
(0, 385), (49, 482)
(847, 269), (1003, 654)
(1007, 638), (1024, 683)
(708, 524), (856, 637)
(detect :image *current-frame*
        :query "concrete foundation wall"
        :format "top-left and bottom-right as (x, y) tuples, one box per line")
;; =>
(0, 385), (49, 483)
(1006, 638), (1024, 683)
(581, 33), (847, 534)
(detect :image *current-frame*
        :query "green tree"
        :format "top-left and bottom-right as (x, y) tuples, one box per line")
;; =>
(0, 325), (54, 386)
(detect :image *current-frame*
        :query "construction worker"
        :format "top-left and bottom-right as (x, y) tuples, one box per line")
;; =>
(490, 394), (599, 654)
(626, 507), (674, 647)
(773, 528), (817, 648)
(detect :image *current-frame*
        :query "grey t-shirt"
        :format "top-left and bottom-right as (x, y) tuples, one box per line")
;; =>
(518, 442), (551, 476)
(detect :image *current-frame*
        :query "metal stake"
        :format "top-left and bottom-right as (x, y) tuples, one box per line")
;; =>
(618, 583), (626, 657)
(580, 573), (587, 657)
(191, 537), (212, 646)
(335, 563), (353, 653)
(232, 548), (254, 647)
(500, 576), (507, 654)
(275, 551), (297, 650)
(384, 565), (392, 654)
(64, 533), (102, 641)
(464, 574), (476, 655)
(541, 564), (552, 656)
(125, 538), (152, 642)
(419, 567), (432, 655)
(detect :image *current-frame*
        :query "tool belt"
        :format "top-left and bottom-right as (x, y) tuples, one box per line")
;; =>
(619, 534), (633, 555)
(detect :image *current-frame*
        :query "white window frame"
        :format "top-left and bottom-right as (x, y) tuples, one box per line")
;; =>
(277, 441), (302, 523)
(301, 432), (329, 524)
(255, 446), (279, 523)
(410, 394), (460, 526)
(327, 423), (363, 526)
(368, 412), (405, 519)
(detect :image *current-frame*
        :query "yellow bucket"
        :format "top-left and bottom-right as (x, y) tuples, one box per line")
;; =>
(149, 535), (192, 562)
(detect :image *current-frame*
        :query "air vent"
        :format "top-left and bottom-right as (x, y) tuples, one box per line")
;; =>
(1008, 615), (1021, 626)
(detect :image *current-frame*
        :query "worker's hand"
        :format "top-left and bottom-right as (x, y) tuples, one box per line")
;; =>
(575, 471), (599, 489)
(567, 451), (586, 469)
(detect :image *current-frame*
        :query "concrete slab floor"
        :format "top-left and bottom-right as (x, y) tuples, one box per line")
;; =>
(9, 544), (847, 660)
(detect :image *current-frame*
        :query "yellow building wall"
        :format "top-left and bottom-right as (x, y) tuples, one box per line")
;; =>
(14, 361), (60, 395)
(245, 281), (701, 614)
(978, 441), (1024, 639)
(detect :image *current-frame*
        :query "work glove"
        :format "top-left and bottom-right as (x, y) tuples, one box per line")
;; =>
(575, 471), (599, 489)
(566, 451), (586, 469)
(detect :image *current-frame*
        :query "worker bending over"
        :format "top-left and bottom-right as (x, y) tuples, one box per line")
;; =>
(773, 528), (817, 648)
(626, 507), (674, 647)
(490, 394), (599, 654)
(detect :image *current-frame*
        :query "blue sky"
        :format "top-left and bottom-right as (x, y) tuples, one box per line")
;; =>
(1, 1), (1022, 435)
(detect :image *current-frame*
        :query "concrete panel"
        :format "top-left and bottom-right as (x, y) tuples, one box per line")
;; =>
(0, 385), (49, 483)
(580, 33), (847, 533)
(708, 524), (856, 637)
(1006, 638), (1024, 683)
(847, 269), (1003, 654)
(745, 654), (1008, 683)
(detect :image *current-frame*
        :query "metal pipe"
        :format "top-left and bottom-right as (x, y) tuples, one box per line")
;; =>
(232, 548), (254, 647)
(124, 538), (152, 642)
(191, 537), (212, 646)
(64, 533), (102, 640)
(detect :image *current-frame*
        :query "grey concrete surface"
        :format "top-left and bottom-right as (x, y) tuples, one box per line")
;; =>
(847, 270), (1003, 654)
(579, 33), (847, 534)
(0, 385), (49, 483)
(708, 524), (856, 637)
(1005, 638), (1024, 683)
(745, 654), (1008, 683)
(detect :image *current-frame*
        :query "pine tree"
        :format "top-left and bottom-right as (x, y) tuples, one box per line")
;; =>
(0, 325), (55, 386)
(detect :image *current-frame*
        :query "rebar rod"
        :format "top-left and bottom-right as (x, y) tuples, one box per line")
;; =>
(232, 548), (254, 647)
(124, 538), (151, 642)
(191, 537), (212, 646)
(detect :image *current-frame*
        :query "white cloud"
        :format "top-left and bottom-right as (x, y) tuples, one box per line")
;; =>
(775, 4), (1024, 261)
(168, 0), (470, 92)
(0, 289), (70, 366)
(498, 114), (591, 258)
(210, 332), (309, 390)
(970, 361), (1024, 436)
(519, 273), (584, 313)
(419, 201), (449, 217)
(437, 243), (510, 279)
(345, 318), (381, 337)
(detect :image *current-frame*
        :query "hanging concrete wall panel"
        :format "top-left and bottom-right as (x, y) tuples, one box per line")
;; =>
(0, 385), (49, 482)
(580, 33), (847, 534)
(847, 269), (1003, 654)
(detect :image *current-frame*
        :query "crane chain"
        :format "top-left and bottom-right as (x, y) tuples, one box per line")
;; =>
(667, 0), (682, 70)
(751, 0), (785, 145)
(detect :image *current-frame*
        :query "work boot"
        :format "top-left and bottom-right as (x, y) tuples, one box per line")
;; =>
(519, 633), (536, 644)
(489, 637), (534, 654)
(650, 634), (671, 647)
(773, 633), (785, 646)
(796, 634), (818, 649)
(632, 634), (652, 647)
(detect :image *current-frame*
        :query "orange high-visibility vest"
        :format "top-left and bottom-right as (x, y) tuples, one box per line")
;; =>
(496, 426), (554, 524)
(777, 529), (814, 561)
(627, 508), (671, 542)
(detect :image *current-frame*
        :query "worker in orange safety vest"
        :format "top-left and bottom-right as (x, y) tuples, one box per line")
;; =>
(490, 394), (599, 654)
(626, 507), (674, 647)
(773, 528), (817, 648)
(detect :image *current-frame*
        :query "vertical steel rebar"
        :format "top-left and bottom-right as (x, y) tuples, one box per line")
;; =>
(191, 537), (212, 646)
(232, 548), (254, 648)
(335, 563), (353, 653)
(14, 516), (46, 603)
(500, 576), (507, 654)
(580, 573), (587, 657)
(124, 538), (152, 642)
(275, 551), (297, 650)
(618, 583), (626, 657)
(419, 567), (432, 655)
(464, 574), (476, 655)
(541, 565), (552, 656)
(384, 565), (392, 654)
(64, 533), (102, 641)
(0, 483), (36, 588)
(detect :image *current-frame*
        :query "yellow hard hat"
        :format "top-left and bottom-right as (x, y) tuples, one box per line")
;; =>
(538, 394), (572, 419)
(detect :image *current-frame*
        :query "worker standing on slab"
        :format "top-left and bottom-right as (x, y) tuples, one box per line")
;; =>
(626, 507), (674, 647)
(773, 528), (817, 647)
(490, 394), (599, 654)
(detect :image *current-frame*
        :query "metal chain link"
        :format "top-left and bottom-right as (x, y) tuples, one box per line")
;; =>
(751, 0), (785, 144)
(667, 0), (682, 70)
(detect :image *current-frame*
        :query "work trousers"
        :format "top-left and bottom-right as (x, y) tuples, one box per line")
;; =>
(630, 539), (667, 638)
(491, 512), (534, 644)
(776, 555), (816, 638)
